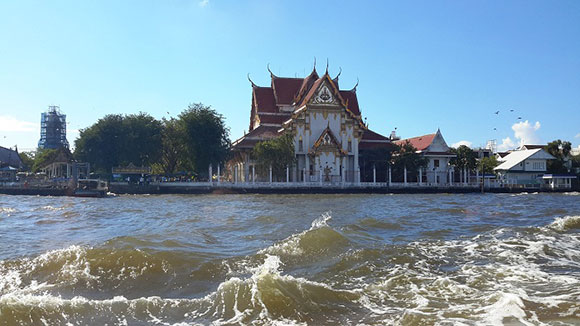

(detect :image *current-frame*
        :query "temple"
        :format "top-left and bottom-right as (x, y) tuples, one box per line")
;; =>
(231, 63), (392, 183)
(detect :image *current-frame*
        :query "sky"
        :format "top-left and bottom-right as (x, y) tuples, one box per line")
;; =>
(1, 0), (579, 152)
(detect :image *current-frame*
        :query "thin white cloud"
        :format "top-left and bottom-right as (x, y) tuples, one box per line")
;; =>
(575, 133), (580, 139)
(0, 115), (38, 132)
(451, 140), (472, 148)
(497, 136), (516, 152)
(199, 0), (209, 7)
(512, 120), (541, 147)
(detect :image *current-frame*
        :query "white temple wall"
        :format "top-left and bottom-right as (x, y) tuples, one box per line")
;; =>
(308, 110), (341, 145)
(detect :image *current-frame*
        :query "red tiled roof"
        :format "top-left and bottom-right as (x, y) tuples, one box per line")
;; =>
(293, 70), (319, 105)
(359, 129), (393, 150)
(297, 77), (326, 107)
(232, 125), (281, 149)
(272, 78), (303, 105)
(394, 133), (436, 151)
(339, 90), (360, 116)
(362, 129), (390, 141)
(253, 87), (277, 113)
(257, 113), (291, 124)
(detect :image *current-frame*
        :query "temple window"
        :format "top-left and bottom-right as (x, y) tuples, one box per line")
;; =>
(299, 137), (303, 152)
(347, 139), (352, 152)
(434, 159), (440, 168)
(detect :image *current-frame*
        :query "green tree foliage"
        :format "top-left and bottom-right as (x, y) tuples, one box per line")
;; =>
(252, 134), (296, 180)
(32, 148), (73, 172)
(154, 117), (187, 174)
(390, 141), (428, 181)
(19, 151), (35, 171)
(178, 103), (230, 176)
(546, 139), (572, 174)
(477, 156), (499, 174)
(450, 145), (477, 171)
(74, 113), (162, 173)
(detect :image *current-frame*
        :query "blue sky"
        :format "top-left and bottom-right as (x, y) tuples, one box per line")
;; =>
(1, 0), (579, 152)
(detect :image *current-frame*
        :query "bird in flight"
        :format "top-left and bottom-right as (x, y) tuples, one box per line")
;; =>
(493, 128), (497, 130)
(494, 111), (499, 114)
(510, 109), (514, 112)
(517, 117), (522, 120)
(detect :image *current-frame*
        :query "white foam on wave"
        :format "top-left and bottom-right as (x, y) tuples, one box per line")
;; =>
(0, 206), (16, 214)
(40, 205), (65, 211)
(562, 191), (580, 196)
(479, 291), (539, 326)
(548, 215), (580, 232)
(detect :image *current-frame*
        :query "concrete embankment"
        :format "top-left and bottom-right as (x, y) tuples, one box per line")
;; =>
(108, 182), (575, 195)
(0, 183), (574, 196)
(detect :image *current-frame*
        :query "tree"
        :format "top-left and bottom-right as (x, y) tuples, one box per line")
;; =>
(32, 147), (73, 172)
(153, 117), (187, 175)
(178, 103), (230, 176)
(477, 156), (499, 174)
(74, 113), (163, 173)
(252, 134), (295, 180)
(450, 145), (477, 171)
(546, 139), (572, 174)
(390, 141), (428, 182)
(19, 151), (35, 171)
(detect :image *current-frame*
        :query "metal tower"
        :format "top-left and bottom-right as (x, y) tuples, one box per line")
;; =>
(38, 106), (69, 149)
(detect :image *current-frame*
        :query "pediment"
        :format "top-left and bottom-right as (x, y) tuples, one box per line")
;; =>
(308, 79), (343, 106)
(310, 126), (346, 156)
(312, 84), (339, 105)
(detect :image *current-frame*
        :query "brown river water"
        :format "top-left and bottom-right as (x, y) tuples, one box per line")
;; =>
(0, 192), (579, 325)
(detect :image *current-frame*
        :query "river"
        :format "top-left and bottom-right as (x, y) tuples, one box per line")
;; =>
(0, 193), (579, 325)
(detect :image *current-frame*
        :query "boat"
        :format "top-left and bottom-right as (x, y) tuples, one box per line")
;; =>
(73, 179), (108, 198)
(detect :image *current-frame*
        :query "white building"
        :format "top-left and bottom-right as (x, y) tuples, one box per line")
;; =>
(494, 148), (555, 185)
(394, 129), (456, 185)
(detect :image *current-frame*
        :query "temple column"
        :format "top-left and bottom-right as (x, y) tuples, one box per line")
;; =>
(286, 165), (289, 183)
(319, 167), (323, 185)
(388, 165), (392, 186)
(449, 169), (452, 185)
(419, 168), (422, 186)
(209, 164), (212, 184)
(373, 164), (376, 184)
(354, 140), (360, 184)
(269, 165), (272, 183)
(217, 165), (220, 183)
(303, 168), (306, 183)
(305, 155), (310, 182)
(341, 157), (345, 184)
(404, 166), (407, 186)
(252, 165), (255, 184)
(234, 166), (238, 184)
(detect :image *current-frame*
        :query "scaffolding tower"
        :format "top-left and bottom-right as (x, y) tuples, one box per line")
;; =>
(38, 106), (69, 149)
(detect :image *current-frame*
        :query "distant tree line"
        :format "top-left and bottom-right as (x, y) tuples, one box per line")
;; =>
(70, 103), (230, 178)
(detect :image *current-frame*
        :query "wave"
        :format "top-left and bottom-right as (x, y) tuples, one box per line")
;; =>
(547, 215), (580, 232)
(0, 255), (359, 325)
(2, 212), (580, 325)
(258, 212), (350, 260)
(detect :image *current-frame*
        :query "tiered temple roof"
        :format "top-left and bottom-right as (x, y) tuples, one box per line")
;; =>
(234, 65), (390, 150)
